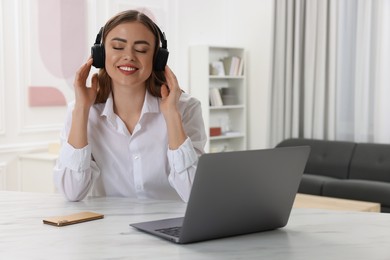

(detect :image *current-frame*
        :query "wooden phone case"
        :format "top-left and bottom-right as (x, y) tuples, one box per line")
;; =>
(43, 211), (104, 226)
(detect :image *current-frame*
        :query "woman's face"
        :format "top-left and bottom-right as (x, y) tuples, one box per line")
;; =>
(104, 22), (156, 90)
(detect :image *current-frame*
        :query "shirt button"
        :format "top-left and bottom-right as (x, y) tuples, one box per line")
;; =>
(134, 155), (139, 160)
(136, 185), (142, 190)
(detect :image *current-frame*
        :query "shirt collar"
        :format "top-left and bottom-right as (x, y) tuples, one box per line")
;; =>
(142, 89), (160, 114)
(101, 92), (115, 122)
(101, 91), (160, 122)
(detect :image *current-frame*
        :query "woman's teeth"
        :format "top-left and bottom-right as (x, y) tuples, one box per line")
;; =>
(119, 66), (136, 71)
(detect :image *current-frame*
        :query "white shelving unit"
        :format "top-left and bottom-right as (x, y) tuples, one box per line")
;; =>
(190, 45), (247, 153)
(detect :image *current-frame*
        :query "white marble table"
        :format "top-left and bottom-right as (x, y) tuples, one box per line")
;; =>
(1, 191), (390, 259)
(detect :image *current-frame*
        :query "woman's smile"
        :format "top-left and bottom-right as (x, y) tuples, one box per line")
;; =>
(118, 64), (139, 75)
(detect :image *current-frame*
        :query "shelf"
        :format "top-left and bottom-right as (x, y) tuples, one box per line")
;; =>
(209, 76), (245, 80)
(210, 133), (245, 141)
(210, 105), (245, 110)
(190, 45), (247, 152)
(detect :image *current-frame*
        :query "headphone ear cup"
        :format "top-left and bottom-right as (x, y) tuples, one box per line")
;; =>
(154, 48), (169, 71)
(91, 44), (105, 68)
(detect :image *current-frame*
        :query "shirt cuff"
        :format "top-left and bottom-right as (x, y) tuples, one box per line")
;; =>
(167, 137), (198, 173)
(59, 142), (92, 172)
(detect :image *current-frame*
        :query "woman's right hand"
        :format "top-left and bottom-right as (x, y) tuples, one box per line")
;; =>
(73, 57), (99, 109)
(68, 58), (98, 148)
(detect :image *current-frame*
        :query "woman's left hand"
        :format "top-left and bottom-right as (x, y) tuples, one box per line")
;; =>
(160, 65), (182, 117)
(160, 65), (187, 149)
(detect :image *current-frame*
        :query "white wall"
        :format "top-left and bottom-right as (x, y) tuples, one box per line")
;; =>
(175, 0), (274, 149)
(0, 0), (274, 191)
(0, 0), (71, 190)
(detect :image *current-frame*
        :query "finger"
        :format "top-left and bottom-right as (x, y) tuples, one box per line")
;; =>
(82, 58), (93, 76)
(164, 65), (176, 82)
(91, 73), (99, 92)
(160, 84), (169, 98)
(75, 59), (93, 86)
(164, 66), (179, 91)
(77, 58), (92, 72)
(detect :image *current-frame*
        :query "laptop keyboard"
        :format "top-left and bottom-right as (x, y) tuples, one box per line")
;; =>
(155, 226), (182, 238)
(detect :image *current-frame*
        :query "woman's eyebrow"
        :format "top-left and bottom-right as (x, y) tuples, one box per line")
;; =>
(111, 37), (127, 43)
(110, 38), (150, 46)
(134, 40), (150, 46)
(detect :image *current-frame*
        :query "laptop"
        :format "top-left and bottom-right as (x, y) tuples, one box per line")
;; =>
(130, 146), (310, 244)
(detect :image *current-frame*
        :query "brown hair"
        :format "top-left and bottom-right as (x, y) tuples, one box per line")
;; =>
(95, 10), (166, 103)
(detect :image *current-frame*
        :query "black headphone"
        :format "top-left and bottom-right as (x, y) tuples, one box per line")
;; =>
(91, 25), (169, 71)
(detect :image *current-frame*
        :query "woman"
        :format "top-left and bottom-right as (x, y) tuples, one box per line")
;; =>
(53, 10), (206, 202)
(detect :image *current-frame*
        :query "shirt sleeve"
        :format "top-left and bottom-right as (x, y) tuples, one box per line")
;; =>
(167, 96), (207, 202)
(53, 103), (100, 201)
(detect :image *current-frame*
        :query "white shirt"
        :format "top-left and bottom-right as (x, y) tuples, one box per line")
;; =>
(53, 91), (207, 202)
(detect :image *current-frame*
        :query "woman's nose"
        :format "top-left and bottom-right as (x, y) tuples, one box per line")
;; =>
(124, 50), (136, 61)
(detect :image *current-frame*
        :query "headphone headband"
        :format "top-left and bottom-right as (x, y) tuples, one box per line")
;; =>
(94, 27), (103, 45)
(155, 25), (167, 50)
(91, 23), (169, 70)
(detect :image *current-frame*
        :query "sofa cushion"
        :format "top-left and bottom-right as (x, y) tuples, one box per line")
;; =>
(349, 143), (390, 183)
(322, 179), (390, 212)
(298, 174), (338, 195)
(276, 138), (356, 179)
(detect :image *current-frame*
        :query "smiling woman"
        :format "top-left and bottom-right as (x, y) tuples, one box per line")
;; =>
(0, 0), (274, 195)
(53, 10), (207, 203)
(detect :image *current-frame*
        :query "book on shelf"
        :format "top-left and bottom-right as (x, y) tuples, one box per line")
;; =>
(209, 88), (223, 106)
(237, 57), (244, 76)
(221, 56), (244, 76)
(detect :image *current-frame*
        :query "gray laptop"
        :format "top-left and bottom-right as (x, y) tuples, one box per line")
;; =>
(130, 146), (310, 244)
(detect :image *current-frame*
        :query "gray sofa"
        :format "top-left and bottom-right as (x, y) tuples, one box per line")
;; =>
(276, 138), (390, 213)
